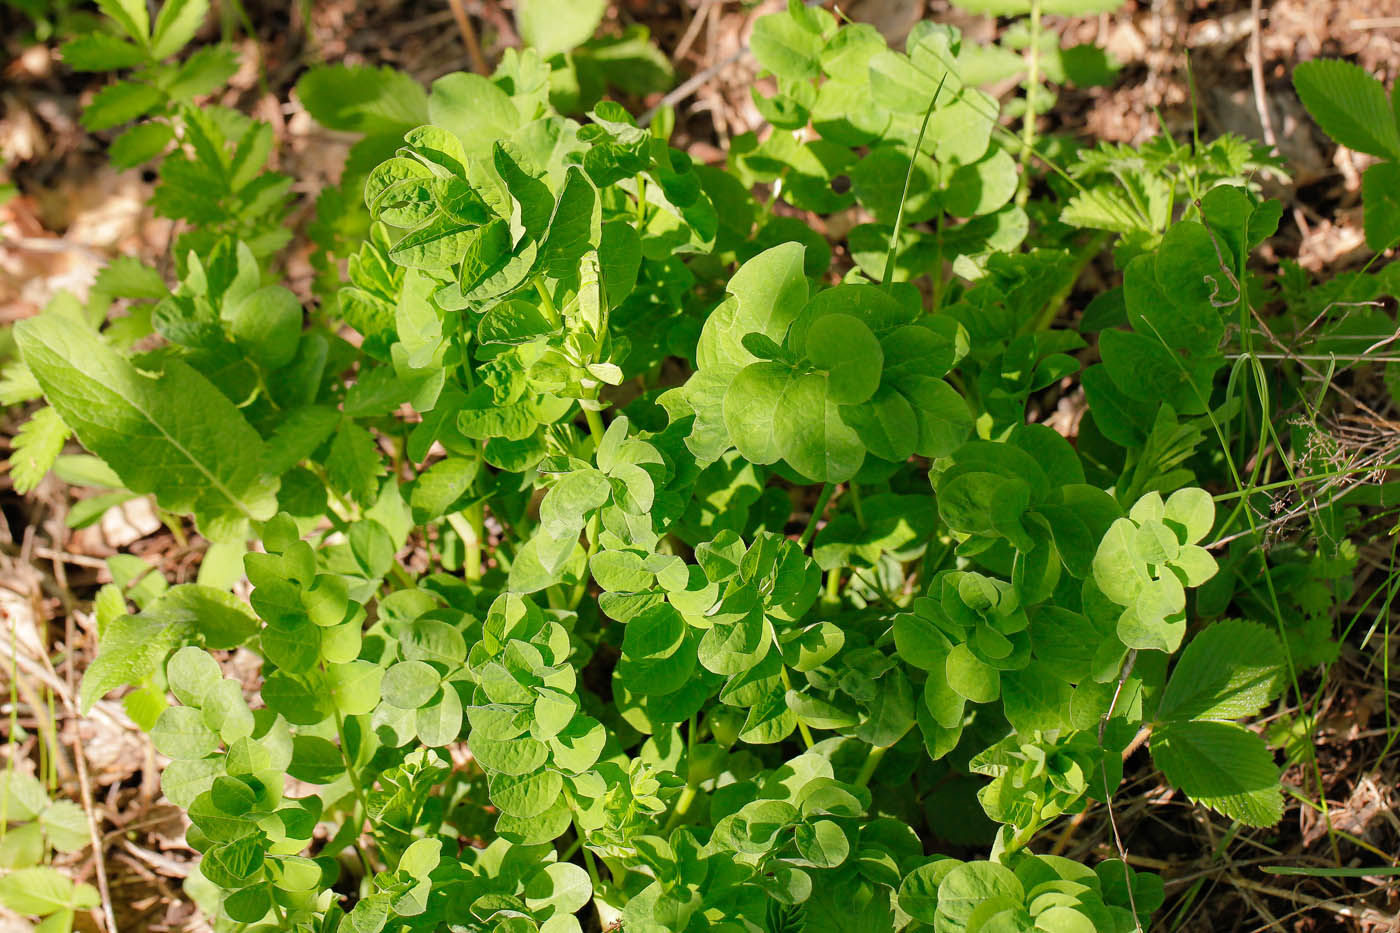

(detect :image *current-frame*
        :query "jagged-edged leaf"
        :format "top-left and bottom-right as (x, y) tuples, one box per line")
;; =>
(16, 315), (278, 540)
(10, 407), (70, 495)
(1150, 719), (1282, 827)
(1293, 59), (1400, 160)
(1156, 621), (1284, 722)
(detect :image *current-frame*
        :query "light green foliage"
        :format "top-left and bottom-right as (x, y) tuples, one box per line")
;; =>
(0, 774), (97, 933)
(1295, 58), (1400, 250)
(7, 1), (1350, 929)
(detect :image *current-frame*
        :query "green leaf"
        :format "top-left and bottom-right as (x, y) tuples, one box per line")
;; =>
(327, 422), (384, 508)
(61, 34), (148, 71)
(718, 242), (809, 356)
(898, 859), (958, 923)
(295, 65), (429, 135)
(1156, 621), (1284, 723)
(524, 862), (592, 916)
(751, 5), (824, 81)
(151, 0), (209, 59)
(469, 732), (549, 775)
(16, 315), (278, 540)
(1162, 487), (1214, 544)
(39, 801), (91, 854)
(327, 660), (384, 716)
(151, 705), (221, 759)
(410, 456), (480, 523)
(1362, 162), (1400, 251)
(1091, 518), (1148, 606)
(415, 685), (462, 746)
(10, 407), (70, 495)
(81, 80), (164, 131)
(724, 362), (795, 465)
(793, 820), (850, 868)
(946, 644), (999, 704)
(941, 149), (1018, 218)
(774, 373), (865, 482)
(96, 0), (151, 45)
(1293, 59), (1400, 160)
(0, 867), (86, 916)
(390, 213), (484, 271)
(382, 661), (442, 709)
(166, 646), (221, 707)
(803, 314), (882, 404)
(1149, 719), (1282, 827)
(166, 45), (238, 100)
(110, 121), (175, 168)
(516, 0), (608, 58)
(935, 861), (1023, 925)
(229, 286), (301, 370)
(489, 769), (564, 818)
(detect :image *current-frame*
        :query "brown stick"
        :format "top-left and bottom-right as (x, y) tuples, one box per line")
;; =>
(446, 0), (489, 76)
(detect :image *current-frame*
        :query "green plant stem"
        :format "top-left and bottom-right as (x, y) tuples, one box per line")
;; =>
(798, 483), (836, 552)
(535, 278), (559, 327)
(568, 514), (600, 611)
(884, 74), (947, 286)
(1023, 232), (1109, 334)
(779, 666), (816, 750)
(329, 702), (378, 878)
(823, 568), (841, 604)
(447, 504), (485, 582)
(635, 173), (648, 227)
(661, 713), (701, 833)
(847, 482), (865, 528)
(1016, 0), (1042, 208)
(583, 405), (606, 448)
(663, 785), (698, 834)
(1005, 804), (1045, 854)
(582, 842), (601, 887)
(855, 744), (888, 788)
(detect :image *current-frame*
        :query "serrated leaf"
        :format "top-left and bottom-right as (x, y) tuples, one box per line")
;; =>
(1293, 59), (1400, 160)
(1156, 621), (1284, 723)
(10, 407), (70, 495)
(81, 80), (164, 131)
(96, 0), (150, 45)
(0, 867), (86, 916)
(110, 121), (176, 168)
(61, 34), (148, 71)
(327, 422), (384, 507)
(1150, 719), (1282, 827)
(151, 0), (209, 59)
(1362, 161), (1400, 251)
(16, 315), (278, 540)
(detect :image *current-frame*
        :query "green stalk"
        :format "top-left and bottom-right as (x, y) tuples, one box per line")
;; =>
(779, 666), (816, 750)
(663, 713), (702, 832)
(883, 74), (948, 286)
(1016, 0), (1043, 208)
(798, 483), (836, 552)
(583, 405), (606, 448)
(328, 698), (378, 879)
(567, 514), (600, 611)
(855, 745), (888, 788)
(534, 278), (559, 327)
(447, 504), (485, 583)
